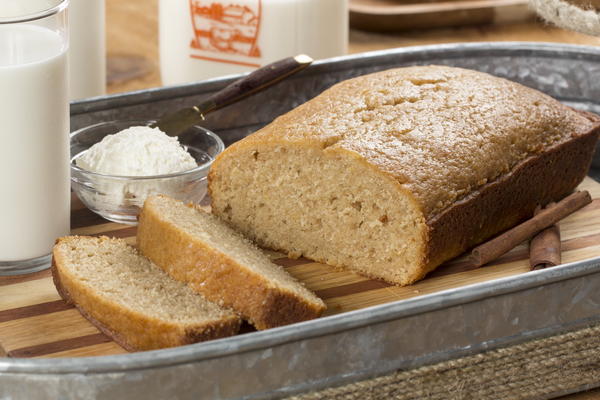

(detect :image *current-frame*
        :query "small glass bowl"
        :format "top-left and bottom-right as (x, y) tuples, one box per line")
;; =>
(70, 120), (225, 225)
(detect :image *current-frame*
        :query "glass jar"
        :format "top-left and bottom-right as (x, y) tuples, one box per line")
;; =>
(159, 0), (348, 85)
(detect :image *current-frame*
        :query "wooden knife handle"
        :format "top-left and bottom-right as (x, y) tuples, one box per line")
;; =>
(197, 54), (313, 115)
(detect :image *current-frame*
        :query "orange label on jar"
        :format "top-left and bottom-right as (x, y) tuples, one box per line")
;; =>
(189, 0), (262, 67)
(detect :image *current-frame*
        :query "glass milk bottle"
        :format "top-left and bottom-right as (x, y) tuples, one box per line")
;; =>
(159, 0), (348, 85)
(0, 0), (71, 275)
(69, 0), (105, 100)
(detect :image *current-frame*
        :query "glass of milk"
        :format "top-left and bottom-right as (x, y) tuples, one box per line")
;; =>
(0, 0), (71, 275)
(159, 0), (348, 85)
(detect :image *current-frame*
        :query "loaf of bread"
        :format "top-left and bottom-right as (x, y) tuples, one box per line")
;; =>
(208, 65), (600, 285)
(137, 195), (326, 330)
(52, 236), (241, 351)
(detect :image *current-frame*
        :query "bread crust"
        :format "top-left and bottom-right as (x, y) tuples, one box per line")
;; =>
(51, 257), (138, 352)
(423, 115), (600, 279)
(52, 237), (241, 351)
(137, 201), (326, 330)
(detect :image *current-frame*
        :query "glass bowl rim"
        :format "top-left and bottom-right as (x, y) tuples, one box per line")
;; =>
(70, 120), (225, 181)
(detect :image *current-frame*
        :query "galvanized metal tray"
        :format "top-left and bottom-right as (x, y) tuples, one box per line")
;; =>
(2, 42), (600, 400)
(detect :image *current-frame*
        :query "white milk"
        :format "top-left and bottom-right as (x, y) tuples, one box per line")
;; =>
(159, 0), (348, 85)
(69, 0), (106, 100)
(0, 24), (70, 261)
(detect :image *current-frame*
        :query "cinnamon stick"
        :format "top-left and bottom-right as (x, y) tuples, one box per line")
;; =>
(469, 191), (591, 268)
(529, 204), (561, 270)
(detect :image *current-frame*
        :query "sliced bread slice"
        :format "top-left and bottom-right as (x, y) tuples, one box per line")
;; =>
(52, 236), (241, 351)
(137, 195), (326, 330)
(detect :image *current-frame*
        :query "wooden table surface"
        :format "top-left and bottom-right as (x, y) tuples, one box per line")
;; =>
(104, 1), (600, 398)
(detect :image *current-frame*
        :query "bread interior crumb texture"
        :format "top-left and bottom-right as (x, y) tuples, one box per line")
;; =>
(57, 237), (233, 323)
(211, 145), (426, 284)
(148, 196), (319, 299)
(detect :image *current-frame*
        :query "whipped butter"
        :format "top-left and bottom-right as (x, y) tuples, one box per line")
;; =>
(77, 126), (197, 176)
(75, 126), (200, 212)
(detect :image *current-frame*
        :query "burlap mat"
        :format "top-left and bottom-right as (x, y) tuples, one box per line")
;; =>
(287, 324), (600, 400)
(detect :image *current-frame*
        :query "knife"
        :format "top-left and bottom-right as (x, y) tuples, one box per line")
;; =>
(152, 54), (313, 136)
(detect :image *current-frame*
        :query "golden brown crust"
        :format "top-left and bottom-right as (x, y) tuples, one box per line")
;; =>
(51, 236), (241, 351)
(423, 118), (600, 279)
(137, 203), (326, 330)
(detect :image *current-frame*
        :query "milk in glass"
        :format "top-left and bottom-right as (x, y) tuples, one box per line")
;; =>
(0, 2), (70, 274)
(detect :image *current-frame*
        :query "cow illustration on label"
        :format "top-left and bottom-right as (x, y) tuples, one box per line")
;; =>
(189, 0), (262, 67)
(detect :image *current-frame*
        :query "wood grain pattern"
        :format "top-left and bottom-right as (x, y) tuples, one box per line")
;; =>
(349, 0), (533, 32)
(0, 178), (599, 358)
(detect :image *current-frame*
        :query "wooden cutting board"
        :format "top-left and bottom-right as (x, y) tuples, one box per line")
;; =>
(349, 0), (535, 32)
(2, 177), (600, 359)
